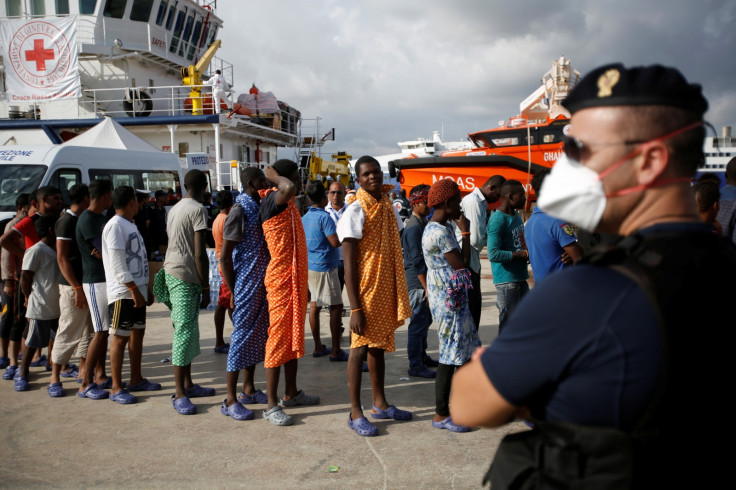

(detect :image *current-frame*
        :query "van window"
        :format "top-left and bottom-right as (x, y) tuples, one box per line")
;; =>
(47, 168), (82, 207)
(89, 169), (181, 195)
(0, 165), (47, 212)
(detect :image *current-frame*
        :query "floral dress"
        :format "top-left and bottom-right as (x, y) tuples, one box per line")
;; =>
(422, 222), (481, 366)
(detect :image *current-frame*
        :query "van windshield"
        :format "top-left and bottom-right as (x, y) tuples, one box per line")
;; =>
(0, 165), (47, 212)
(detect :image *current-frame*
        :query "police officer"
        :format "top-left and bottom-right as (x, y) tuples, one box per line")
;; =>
(450, 63), (736, 488)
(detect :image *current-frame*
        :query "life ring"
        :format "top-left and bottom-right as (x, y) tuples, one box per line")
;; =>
(123, 89), (153, 117)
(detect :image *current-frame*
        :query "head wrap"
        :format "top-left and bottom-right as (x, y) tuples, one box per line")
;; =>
(409, 187), (429, 206)
(428, 179), (459, 208)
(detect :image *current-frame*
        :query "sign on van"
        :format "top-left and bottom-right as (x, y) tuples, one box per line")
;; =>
(186, 153), (210, 167)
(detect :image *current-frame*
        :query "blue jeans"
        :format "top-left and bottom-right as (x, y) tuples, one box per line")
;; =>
(495, 281), (529, 334)
(407, 289), (432, 372)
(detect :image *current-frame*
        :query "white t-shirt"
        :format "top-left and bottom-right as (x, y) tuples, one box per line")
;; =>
(336, 199), (404, 241)
(22, 241), (60, 320)
(102, 214), (149, 303)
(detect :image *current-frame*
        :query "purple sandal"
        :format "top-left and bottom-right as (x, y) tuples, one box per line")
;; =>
(348, 414), (378, 437)
(370, 404), (412, 421)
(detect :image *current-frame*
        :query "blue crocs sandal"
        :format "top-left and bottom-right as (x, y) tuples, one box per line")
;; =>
(312, 346), (332, 357)
(47, 382), (65, 398)
(221, 400), (255, 421)
(14, 375), (29, 392)
(370, 404), (412, 421)
(3, 365), (18, 380)
(329, 349), (349, 362)
(185, 384), (216, 398)
(214, 343), (230, 354)
(348, 414), (378, 437)
(238, 389), (268, 404)
(110, 389), (138, 405)
(98, 378), (126, 390)
(77, 383), (109, 400)
(60, 364), (79, 378)
(0, 356), (9, 369)
(432, 416), (471, 433)
(171, 395), (197, 415)
(29, 354), (47, 367)
(127, 378), (162, 392)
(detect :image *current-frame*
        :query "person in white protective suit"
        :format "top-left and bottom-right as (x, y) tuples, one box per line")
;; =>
(204, 70), (232, 114)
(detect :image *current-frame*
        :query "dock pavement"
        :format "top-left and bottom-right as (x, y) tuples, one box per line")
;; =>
(0, 254), (529, 489)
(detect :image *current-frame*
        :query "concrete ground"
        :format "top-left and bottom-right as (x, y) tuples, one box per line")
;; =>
(0, 255), (528, 489)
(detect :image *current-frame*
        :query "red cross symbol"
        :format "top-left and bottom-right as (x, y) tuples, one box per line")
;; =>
(24, 39), (55, 71)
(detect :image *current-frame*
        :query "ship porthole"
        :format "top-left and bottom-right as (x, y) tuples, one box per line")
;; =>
(123, 90), (153, 117)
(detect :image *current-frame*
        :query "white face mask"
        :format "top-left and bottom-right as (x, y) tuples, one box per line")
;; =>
(537, 153), (607, 231)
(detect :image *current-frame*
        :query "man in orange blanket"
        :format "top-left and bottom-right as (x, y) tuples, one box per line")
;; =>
(259, 160), (320, 426)
(338, 156), (413, 437)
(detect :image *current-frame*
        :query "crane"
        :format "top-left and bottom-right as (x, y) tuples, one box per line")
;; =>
(181, 40), (222, 115)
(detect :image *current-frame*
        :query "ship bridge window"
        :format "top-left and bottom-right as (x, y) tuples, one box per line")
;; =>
(31, 0), (45, 15)
(187, 19), (203, 60)
(79, 0), (97, 14)
(103, 0), (125, 19)
(155, 0), (167, 25)
(206, 25), (218, 45)
(130, 0), (154, 22)
(178, 12), (195, 56)
(165, 3), (176, 29)
(541, 127), (565, 144)
(56, 0), (70, 15)
(5, 0), (21, 17)
(169, 8), (187, 53)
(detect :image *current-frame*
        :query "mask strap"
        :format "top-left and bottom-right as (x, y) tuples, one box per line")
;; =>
(605, 177), (692, 198)
(597, 120), (704, 181)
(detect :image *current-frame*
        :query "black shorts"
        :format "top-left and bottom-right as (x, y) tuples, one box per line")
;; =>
(108, 299), (146, 337)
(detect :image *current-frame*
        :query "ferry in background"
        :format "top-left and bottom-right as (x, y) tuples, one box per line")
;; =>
(356, 130), (473, 191)
(389, 56), (580, 203)
(0, 0), (325, 196)
(699, 125), (735, 185)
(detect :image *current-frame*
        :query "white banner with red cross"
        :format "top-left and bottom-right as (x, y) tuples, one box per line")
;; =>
(0, 17), (80, 102)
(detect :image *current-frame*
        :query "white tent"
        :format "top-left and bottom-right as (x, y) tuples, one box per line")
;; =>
(61, 117), (160, 151)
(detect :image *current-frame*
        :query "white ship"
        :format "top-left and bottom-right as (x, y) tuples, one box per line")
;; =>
(700, 125), (735, 183)
(0, 0), (322, 191)
(359, 130), (473, 190)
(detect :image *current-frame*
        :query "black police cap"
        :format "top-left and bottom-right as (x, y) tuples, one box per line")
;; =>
(562, 63), (708, 116)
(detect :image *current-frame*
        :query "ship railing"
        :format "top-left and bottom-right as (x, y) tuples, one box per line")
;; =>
(79, 84), (300, 136)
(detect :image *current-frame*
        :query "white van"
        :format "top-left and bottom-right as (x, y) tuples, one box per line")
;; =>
(0, 144), (184, 221)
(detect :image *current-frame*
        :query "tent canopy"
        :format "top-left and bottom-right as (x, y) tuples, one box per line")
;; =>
(61, 117), (160, 151)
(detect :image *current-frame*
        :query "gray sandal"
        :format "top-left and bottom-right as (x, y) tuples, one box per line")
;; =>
(279, 390), (320, 407)
(263, 406), (293, 426)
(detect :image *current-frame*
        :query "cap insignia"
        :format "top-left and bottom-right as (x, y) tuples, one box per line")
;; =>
(597, 68), (620, 98)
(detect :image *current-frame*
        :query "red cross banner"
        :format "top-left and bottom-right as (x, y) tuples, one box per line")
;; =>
(0, 17), (80, 102)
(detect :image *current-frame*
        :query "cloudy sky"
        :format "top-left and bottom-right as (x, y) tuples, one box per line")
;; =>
(218, 0), (736, 159)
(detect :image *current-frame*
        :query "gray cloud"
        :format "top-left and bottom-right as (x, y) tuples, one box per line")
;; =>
(218, 0), (736, 158)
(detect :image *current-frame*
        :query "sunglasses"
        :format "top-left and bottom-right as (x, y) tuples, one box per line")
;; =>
(563, 135), (645, 162)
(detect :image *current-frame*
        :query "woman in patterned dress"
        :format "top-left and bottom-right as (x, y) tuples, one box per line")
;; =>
(422, 179), (482, 432)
